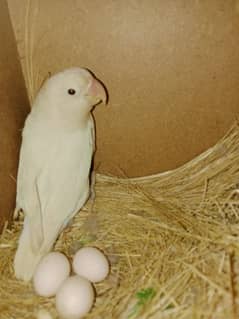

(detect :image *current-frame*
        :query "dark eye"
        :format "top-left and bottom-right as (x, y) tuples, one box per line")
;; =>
(68, 88), (76, 95)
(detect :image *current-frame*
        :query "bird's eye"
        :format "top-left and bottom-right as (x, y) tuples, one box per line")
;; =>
(68, 88), (76, 95)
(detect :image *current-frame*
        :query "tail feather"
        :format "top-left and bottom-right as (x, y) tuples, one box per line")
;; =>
(14, 217), (63, 281)
(14, 220), (43, 281)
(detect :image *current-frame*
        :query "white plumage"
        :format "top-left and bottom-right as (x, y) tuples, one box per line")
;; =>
(14, 67), (106, 281)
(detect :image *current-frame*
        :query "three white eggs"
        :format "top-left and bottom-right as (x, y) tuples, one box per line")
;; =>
(33, 247), (110, 319)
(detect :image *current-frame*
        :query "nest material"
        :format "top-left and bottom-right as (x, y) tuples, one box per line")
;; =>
(1, 124), (239, 319)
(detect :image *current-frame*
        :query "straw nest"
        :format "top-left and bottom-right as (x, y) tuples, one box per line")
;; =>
(1, 123), (239, 319)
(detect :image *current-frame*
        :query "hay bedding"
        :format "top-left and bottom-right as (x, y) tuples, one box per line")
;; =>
(1, 124), (239, 319)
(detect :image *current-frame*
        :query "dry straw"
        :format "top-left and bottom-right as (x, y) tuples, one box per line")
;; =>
(1, 123), (239, 318)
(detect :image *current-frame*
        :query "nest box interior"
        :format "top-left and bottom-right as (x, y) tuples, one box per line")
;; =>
(1, 0), (239, 228)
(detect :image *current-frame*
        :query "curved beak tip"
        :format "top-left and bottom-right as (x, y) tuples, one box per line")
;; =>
(101, 89), (108, 105)
(86, 76), (109, 106)
(92, 78), (108, 106)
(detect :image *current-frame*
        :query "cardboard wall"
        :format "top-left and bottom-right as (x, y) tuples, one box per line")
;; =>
(7, 0), (239, 177)
(0, 0), (29, 230)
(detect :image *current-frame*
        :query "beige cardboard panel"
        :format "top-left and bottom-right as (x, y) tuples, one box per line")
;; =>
(0, 0), (29, 230)
(7, 0), (239, 177)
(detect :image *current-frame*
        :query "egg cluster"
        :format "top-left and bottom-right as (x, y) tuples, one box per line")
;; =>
(33, 247), (110, 319)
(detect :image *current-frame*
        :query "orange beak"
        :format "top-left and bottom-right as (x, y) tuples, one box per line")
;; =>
(87, 78), (108, 105)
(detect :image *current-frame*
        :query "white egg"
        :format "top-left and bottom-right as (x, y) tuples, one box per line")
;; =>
(72, 247), (110, 283)
(55, 275), (95, 319)
(33, 252), (71, 297)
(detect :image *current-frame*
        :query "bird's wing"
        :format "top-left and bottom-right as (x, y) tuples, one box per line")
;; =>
(14, 124), (50, 280)
(35, 132), (93, 255)
(16, 128), (46, 253)
(14, 130), (93, 281)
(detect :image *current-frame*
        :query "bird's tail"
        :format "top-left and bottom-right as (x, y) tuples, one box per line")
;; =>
(14, 216), (63, 281)
(14, 219), (43, 281)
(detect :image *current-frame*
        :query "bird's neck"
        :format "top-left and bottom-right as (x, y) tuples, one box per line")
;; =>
(31, 105), (92, 133)
(55, 111), (91, 131)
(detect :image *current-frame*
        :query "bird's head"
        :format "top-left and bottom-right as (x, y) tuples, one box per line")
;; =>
(34, 67), (107, 128)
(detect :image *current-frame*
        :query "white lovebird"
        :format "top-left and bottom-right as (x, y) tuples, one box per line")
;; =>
(14, 67), (107, 281)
